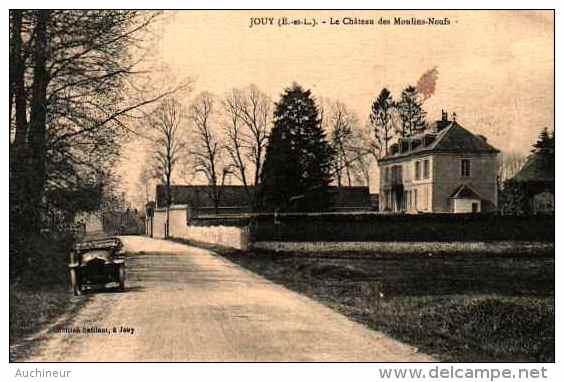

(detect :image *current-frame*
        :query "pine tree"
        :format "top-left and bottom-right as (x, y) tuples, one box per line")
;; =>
(532, 127), (555, 181)
(396, 85), (426, 137)
(369, 88), (395, 156)
(260, 84), (335, 212)
(533, 127), (555, 153)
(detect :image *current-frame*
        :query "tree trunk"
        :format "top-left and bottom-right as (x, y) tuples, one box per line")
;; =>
(212, 180), (219, 214)
(252, 145), (262, 211)
(12, 10), (28, 151)
(165, 167), (171, 238)
(27, 10), (49, 233)
(10, 10), (29, 230)
(234, 143), (251, 209)
(339, 140), (352, 187)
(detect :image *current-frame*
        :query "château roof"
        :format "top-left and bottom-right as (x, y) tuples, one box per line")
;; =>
(379, 121), (500, 163)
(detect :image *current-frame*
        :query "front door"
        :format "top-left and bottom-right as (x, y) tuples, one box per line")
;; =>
(472, 202), (479, 213)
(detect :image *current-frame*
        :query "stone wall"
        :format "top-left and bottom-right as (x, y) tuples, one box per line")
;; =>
(150, 207), (553, 253)
(152, 205), (249, 250)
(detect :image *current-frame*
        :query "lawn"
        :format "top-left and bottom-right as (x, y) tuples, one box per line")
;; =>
(218, 249), (554, 362)
(9, 287), (82, 343)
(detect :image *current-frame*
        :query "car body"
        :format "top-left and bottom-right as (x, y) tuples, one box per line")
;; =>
(68, 237), (126, 295)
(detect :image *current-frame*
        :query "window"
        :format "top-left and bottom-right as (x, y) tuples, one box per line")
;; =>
(415, 161), (421, 180)
(383, 167), (391, 184)
(414, 189), (418, 209)
(461, 159), (471, 177)
(392, 165), (402, 184)
(423, 160), (430, 179)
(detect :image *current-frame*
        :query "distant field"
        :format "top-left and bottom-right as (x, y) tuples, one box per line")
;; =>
(219, 249), (554, 362)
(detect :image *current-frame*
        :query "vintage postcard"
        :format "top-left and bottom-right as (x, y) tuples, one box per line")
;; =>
(8, 8), (554, 371)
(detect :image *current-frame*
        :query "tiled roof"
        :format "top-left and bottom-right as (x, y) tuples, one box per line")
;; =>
(156, 185), (372, 209)
(379, 121), (499, 162)
(449, 184), (483, 200)
(432, 122), (499, 153)
(156, 185), (253, 209)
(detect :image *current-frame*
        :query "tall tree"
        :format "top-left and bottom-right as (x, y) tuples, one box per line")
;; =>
(497, 151), (528, 187)
(349, 121), (379, 187)
(321, 100), (367, 187)
(396, 85), (426, 137)
(27, 10), (50, 232)
(9, 11), (171, 235)
(9, 10), (33, 234)
(9, 10), (29, 149)
(533, 127), (555, 153)
(189, 92), (230, 213)
(136, 158), (156, 210)
(222, 85), (271, 209)
(368, 88), (394, 156)
(148, 97), (187, 237)
(260, 84), (335, 212)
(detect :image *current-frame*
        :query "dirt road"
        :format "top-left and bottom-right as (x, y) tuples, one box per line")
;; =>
(21, 236), (431, 362)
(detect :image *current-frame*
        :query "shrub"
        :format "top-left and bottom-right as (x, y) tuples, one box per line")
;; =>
(10, 232), (74, 288)
(250, 214), (554, 242)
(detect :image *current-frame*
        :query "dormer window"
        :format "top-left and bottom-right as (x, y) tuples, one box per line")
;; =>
(400, 140), (410, 153)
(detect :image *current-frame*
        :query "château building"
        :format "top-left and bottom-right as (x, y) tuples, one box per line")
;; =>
(378, 111), (500, 213)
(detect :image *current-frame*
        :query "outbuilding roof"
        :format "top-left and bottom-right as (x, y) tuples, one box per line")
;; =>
(511, 153), (555, 183)
(155, 184), (372, 210)
(449, 184), (483, 200)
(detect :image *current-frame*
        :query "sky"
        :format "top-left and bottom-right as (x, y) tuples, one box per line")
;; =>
(119, 10), (554, 205)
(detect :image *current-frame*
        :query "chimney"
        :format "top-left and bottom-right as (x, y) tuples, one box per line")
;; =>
(435, 110), (449, 133)
(441, 109), (448, 122)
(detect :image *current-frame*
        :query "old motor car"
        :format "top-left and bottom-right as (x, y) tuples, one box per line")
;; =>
(68, 237), (126, 295)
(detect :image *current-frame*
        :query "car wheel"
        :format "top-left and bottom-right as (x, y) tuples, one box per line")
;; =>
(70, 268), (82, 296)
(118, 264), (125, 292)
